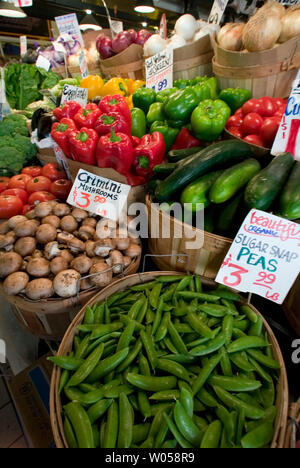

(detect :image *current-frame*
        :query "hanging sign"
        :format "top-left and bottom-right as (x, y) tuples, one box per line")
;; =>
(208, 0), (229, 25)
(67, 170), (131, 221)
(145, 46), (174, 93)
(160, 14), (167, 40)
(36, 55), (51, 71)
(14, 0), (32, 6)
(55, 13), (84, 46)
(109, 20), (123, 39)
(60, 85), (88, 107)
(52, 142), (71, 181)
(20, 36), (27, 57)
(272, 69), (300, 161)
(215, 209), (300, 304)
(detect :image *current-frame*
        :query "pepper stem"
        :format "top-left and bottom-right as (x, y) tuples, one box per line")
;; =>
(109, 128), (122, 143)
(57, 123), (69, 133)
(76, 131), (89, 142)
(138, 156), (149, 169)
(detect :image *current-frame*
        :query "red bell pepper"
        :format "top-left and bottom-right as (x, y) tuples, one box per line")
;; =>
(133, 132), (166, 179)
(53, 101), (82, 121)
(50, 118), (77, 157)
(69, 127), (98, 166)
(96, 129), (133, 177)
(73, 103), (101, 129)
(99, 95), (132, 125)
(94, 112), (131, 137)
(171, 128), (202, 151)
(132, 136), (141, 148)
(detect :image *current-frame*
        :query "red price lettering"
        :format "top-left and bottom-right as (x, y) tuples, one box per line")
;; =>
(97, 209), (107, 217)
(76, 192), (91, 209)
(223, 264), (249, 288)
(94, 196), (106, 204)
(253, 272), (276, 290)
(265, 291), (280, 302)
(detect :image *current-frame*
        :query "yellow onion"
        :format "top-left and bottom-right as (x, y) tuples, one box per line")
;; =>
(217, 23), (245, 51)
(242, 13), (282, 52)
(279, 8), (300, 43)
(254, 0), (286, 19)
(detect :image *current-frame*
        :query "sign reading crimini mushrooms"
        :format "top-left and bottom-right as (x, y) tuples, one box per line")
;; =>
(67, 169), (131, 221)
(216, 209), (300, 304)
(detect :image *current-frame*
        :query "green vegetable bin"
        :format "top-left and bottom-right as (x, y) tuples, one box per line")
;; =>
(50, 272), (288, 449)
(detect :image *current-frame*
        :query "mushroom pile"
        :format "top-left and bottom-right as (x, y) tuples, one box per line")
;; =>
(0, 201), (141, 300)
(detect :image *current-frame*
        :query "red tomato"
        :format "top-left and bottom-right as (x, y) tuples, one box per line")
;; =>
(234, 109), (244, 118)
(21, 166), (42, 178)
(260, 117), (281, 148)
(226, 115), (243, 130)
(0, 177), (10, 193)
(227, 127), (243, 139)
(9, 174), (32, 190)
(0, 195), (23, 219)
(22, 204), (35, 215)
(273, 98), (287, 109)
(274, 105), (286, 118)
(244, 134), (265, 147)
(28, 191), (56, 205)
(2, 188), (28, 205)
(50, 179), (72, 201)
(42, 163), (67, 182)
(242, 99), (263, 116)
(257, 97), (278, 117)
(241, 113), (264, 136)
(26, 176), (52, 194)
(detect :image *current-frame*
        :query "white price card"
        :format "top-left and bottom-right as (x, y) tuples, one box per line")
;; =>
(145, 46), (173, 93)
(109, 20), (123, 39)
(60, 85), (88, 107)
(272, 69), (300, 161)
(20, 36), (27, 57)
(36, 55), (51, 71)
(14, 0), (32, 6)
(215, 210), (300, 304)
(52, 142), (71, 181)
(67, 169), (131, 221)
(208, 0), (229, 25)
(79, 50), (89, 79)
(55, 13), (84, 46)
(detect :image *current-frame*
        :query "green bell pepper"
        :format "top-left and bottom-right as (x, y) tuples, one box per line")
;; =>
(166, 119), (186, 129)
(156, 88), (178, 104)
(191, 99), (231, 142)
(163, 88), (199, 123)
(131, 107), (147, 139)
(147, 102), (165, 126)
(192, 82), (211, 104)
(206, 78), (219, 100)
(218, 88), (252, 114)
(133, 88), (156, 114)
(190, 76), (208, 86)
(150, 121), (179, 152)
(174, 79), (191, 89)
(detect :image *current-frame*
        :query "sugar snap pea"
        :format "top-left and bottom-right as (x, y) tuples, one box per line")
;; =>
(156, 358), (191, 382)
(177, 291), (220, 302)
(174, 401), (203, 446)
(140, 330), (158, 371)
(180, 387), (194, 418)
(208, 375), (262, 392)
(163, 413), (193, 449)
(132, 423), (150, 444)
(241, 422), (273, 448)
(118, 393), (133, 448)
(87, 399), (112, 425)
(48, 356), (83, 371)
(185, 312), (214, 339)
(149, 390), (180, 401)
(227, 337), (267, 354)
(64, 402), (94, 449)
(199, 304), (229, 318)
(87, 347), (129, 383)
(200, 420), (222, 448)
(117, 340), (142, 373)
(167, 317), (188, 354)
(149, 283), (163, 309)
(192, 352), (222, 396)
(190, 332), (226, 357)
(126, 373), (177, 392)
(213, 386), (265, 420)
(103, 400), (118, 448)
(247, 349), (280, 370)
(64, 416), (78, 449)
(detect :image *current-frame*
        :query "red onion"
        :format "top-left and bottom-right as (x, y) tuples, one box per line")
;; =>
(112, 31), (134, 54)
(135, 29), (152, 46)
(96, 35), (115, 59)
(127, 29), (137, 43)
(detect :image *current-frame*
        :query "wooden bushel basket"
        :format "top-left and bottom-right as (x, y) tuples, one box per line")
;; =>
(283, 274), (300, 336)
(0, 256), (141, 341)
(285, 399), (300, 448)
(49, 271), (289, 448)
(173, 34), (214, 81)
(146, 195), (232, 279)
(100, 44), (144, 80)
(212, 34), (300, 98)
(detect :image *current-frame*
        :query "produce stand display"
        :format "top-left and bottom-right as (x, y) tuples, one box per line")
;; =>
(0, 0), (299, 450)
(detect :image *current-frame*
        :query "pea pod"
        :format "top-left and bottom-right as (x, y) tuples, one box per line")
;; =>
(200, 420), (222, 448)
(140, 330), (158, 371)
(247, 349), (280, 370)
(155, 312), (171, 342)
(249, 316), (264, 337)
(64, 402), (94, 449)
(132, 424), (150, 444)
(197, 388), (219, 408)
(180, 387), (194, 418)
(66, 343), (104, 388)
(156, 358), (191, 382)
(118, 393), (133, 448)
(177, 291), (220, 302)
(48, 356), (83, 371)
(64, 416), (78, 449)
(213, 386), (265, 420)
(227, 337), (267, 354)
(192, 353), (222, 395)
(163, 413), (193, 449)
(138, 391), (151, 418)
(149, 390), (180, 401)
(215, 406), (235, 447)
(116, 320), (136, 352)
(186, 312), (214, 339)
(190, 332), (226, 357)
(167, 317), (188, 354)
(87, 347), (129, 383)
(208, 375), (262, 392)
(149, 283), (163, 309)
(87, 399), (113, 425)
(126, 373), (177, 392)
(230, 352), (255, 372)
(117, 340), (142, 373)
(65, 387), (104, 406)
(199, 304), (229, 318)
(174, 401), (203, 446)
(103, 401), (119, 448)
(241, 422), (274, 448)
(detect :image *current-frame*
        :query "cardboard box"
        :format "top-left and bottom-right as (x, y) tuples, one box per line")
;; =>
(8, 354), (55, 449)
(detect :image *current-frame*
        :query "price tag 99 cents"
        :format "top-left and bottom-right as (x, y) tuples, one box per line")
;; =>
(145, 46), (173, 93)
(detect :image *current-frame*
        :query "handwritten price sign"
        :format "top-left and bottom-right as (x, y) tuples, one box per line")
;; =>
(208, 0), (229, 25)
(145, 46), (173, 93)
(67, 169), (130, 221)
(216, 209), (300, 304)
(61, 85), (88, 107)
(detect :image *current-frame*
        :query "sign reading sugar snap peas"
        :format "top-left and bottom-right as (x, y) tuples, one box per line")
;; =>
(216, 209), (300, 304)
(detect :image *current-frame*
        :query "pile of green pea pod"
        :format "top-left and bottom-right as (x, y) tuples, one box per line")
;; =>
(49, 275), (282, 449)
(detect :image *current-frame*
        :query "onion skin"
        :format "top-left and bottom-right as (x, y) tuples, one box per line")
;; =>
(255, 1), (286, 19)
(279, 9), (300, 43)
(217, 23), (245, 51)
(242, 13), (282, 52)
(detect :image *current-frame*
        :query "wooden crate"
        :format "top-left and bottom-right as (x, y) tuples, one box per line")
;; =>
(173, 34), (213, 81)
(100, 44), (144, 81)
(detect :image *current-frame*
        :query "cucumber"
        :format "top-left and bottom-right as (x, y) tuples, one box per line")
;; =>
(156, 141), (254, 202)
(215, 193), (244, 237)
(279, 161), (300, 220)
(153, 163), (177, 177)
(209, 159), (261, 204)
(168, 147), (203, 163)
(244, 153), (294, 211)
(180, 170), (223, 212)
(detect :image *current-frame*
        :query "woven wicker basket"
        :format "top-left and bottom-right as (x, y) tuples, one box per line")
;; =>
(285, 399), (300, 448)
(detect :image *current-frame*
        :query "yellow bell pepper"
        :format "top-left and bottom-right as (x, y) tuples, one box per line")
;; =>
(80, 75), (104, 100)
(101, 78), (128, 97)
(130, 80), (146, 95)
(125, 95), (133, 109)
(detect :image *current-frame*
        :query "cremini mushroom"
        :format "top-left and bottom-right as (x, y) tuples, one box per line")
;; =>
(89, 262), (112, 288)
(67, 238), (85, 254)
(78, 225), (96, 241)
(125, 243), (142, 259)
(50, 257), (69, 275)
(94, 239), (114, 257)
(26, 258), (50, 277)
(14, 220), (38, 238)
(71, 255), (93, 275)
(60, 250), (74, 264)
(85, 240), (95, 258)
(14, 237), (36, 257)
(26, 278), (54, 300)
(42, 215), (60, 229)
(95, 218), (117, 239)
(0, 221), (10, 235)
(109, 250), (124, 274)
(60, 216), (78, 233)
(25, 209), (37, 220)
(36, 224), (57, 244)
(53, 269), (81, 298)
(57, 232), (74, 245)
(44, 241), (61, 260)
(115, 229), (131, 251)
(53, 203), (71, 217)
(91, 257), (106, 266)
(0, 252), (23, 278)
(80, 277), (93, 291)
(32, 250), (43, 259)
(34, 202), (53, 218)
(123, 256), (131, 269)
(8, 215), (28, 230)
(3, 272), (29, 296)
(82, 218), (97, 229)
(0, 231), (16, 250)
(72, 208), (88, 223)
